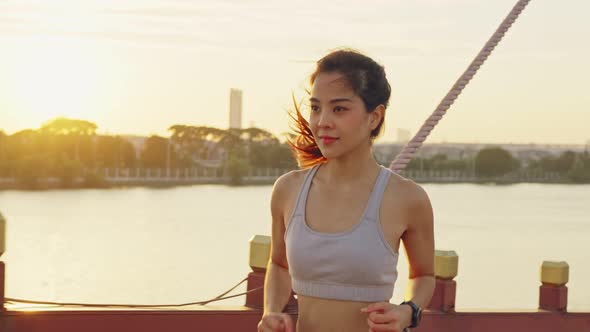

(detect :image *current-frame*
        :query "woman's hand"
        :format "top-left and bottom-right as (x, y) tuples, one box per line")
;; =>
(360, 302), (412, 332)
(257, 312), (294, 332)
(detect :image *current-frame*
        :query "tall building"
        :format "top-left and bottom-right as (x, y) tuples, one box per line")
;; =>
(229, 88), (242, 129)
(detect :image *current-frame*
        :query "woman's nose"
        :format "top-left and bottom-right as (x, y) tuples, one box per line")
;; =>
(316, 111), (332, 128)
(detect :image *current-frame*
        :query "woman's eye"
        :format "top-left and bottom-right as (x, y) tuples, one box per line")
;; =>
(310, 105), (320, 112)
(333, 106), (346, 112)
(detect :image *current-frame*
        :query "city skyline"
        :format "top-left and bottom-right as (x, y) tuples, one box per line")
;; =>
(0, 0), (589, 145)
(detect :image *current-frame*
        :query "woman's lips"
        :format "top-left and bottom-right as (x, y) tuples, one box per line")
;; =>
(320, 136), (339, 145)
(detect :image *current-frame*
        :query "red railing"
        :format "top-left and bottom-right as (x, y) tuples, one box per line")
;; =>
(2, 263), (590, 332)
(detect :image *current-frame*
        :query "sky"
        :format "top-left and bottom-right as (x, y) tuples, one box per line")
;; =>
(0, 0), (589, 145)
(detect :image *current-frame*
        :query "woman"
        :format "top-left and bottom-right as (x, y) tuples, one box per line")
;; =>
(257, 49), (435, 332)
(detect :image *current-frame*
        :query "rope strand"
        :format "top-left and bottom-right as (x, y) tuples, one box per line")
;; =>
(4, 277), (262, 309)
(389, 0), (532, 172)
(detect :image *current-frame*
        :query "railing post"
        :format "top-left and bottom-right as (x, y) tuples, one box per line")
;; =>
(428, 250), (458, 312)
(539, 261), (569, 312)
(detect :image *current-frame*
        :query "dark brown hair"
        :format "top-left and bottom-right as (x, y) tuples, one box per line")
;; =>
(288, 49), (391, 168)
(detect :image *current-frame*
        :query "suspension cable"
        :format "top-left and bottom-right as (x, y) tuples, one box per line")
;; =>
(389, 0), (532, 172)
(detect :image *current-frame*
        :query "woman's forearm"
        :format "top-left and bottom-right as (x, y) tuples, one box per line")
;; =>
(404, 275), (435, 309)
(263, 261), (293, 314)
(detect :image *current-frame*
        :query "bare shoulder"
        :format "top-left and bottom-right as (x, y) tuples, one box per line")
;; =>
(270, 168), (309, 215)
(382, 169), (433, 223)
(272, 168), (308, 198)
(383, 170), (428, 199)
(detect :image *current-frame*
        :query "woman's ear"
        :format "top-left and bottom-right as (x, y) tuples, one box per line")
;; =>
(370, 105), (385, 130)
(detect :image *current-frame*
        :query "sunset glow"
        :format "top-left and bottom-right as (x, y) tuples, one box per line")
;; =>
(5, 37), (104, 124)
(1, 0), (589, 144)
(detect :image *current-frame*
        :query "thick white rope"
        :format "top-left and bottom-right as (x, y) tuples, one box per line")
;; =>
(389, 0), (532, 172)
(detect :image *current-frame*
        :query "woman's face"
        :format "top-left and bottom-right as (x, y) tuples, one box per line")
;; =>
(309, 71), (381, 159)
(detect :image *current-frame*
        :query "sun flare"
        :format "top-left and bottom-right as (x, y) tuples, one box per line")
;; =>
(6, 36), (103, 127)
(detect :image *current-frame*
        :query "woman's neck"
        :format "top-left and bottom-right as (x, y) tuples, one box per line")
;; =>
(319, 143), (381, 184)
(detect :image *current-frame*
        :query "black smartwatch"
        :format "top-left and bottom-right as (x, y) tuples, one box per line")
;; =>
(400, 300), (422, 328)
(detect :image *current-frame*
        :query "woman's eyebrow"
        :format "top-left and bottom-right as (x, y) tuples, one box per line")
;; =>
(309, 97), (353, 103)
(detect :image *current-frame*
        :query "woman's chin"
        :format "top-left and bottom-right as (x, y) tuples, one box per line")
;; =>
(319, 149), (341, 160)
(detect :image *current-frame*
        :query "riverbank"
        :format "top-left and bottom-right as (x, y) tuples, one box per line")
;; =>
(0, 177), (282, 190)
(0, 174), (587, 190)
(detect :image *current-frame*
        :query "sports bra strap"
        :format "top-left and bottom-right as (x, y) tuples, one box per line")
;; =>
(292, 164), (321, 217)
(364, 166), (392, 221)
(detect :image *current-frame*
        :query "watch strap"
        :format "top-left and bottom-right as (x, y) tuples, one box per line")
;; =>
(400, 300), (421, 328)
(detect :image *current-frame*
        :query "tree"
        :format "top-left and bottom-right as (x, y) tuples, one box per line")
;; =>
(95, 136), (137, 168)
(55, 159), (84, 187)
(567, 153), (590, 183)
(474, 147), (519, 178)
(218, 129), (248, 177)
(528, 150), (578, 175)
(168, 125), (226, 161)
(240, 127), (278, 144)
(405, 154), (470, 172)
(240, 127), (279, 167)
(269, 143), (297, 169)
(141, 135), (170, 168)
(15, 155), (47, 188)
(40, 117), (98, 136)
(40, 117), (99, 167)
(227, 153), (249, 185)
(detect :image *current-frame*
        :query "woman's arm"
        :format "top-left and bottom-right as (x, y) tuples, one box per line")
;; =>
(263, 261), (292, 314)
(361, 182), (435, 332)
(401, 184), (435, 311)
(263, 174), (294, 314)
(258, 175), (296, 332)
